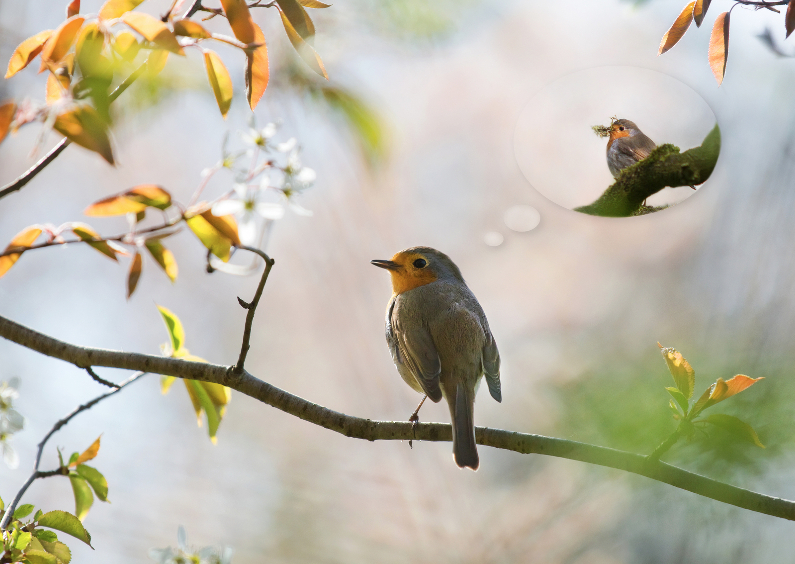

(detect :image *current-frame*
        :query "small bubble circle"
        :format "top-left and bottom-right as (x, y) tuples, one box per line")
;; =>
(484, 231), (504, 247)
(504, 205), (541, 232)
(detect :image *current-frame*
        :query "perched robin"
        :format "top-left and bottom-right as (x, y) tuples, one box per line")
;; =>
(372, 246), (501, 470)
(606, 118), (697, 196)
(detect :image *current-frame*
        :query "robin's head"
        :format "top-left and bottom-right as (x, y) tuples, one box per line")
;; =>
(609, 119), (640, 142)
(371, 246), (464, 295)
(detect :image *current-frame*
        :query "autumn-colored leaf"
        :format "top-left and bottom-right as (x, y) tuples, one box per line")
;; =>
(691, 374), (764, 417)
(279, 8), (327, 79)
(147, 49), (169, 76)
(277, 0), (315, 40)
(299, 0), (331, 8)
(246, 23), (269, 110)
(112, 31), (141, 61)
(659, 344), (695, 399)
(0, 226), (43, 279)
(5, 30), (54, 78)
(172, 19), (211, 39)
(127, 252), (142, 298)
(693, 0), (711, 27)
(219, 0), (255, 44)
(41, 16), (85, 65)
(145, 239), (178, 282)
(704, 413), (765, 448)
(85, 185), (172, 216)
(69, 436), (101, 467)
(201, 210), (241, 246)
(71, 223), (118, 261)
(67, 0), (80, 18)
(0, 102), (15, 145)
(46, 72), (67, 104)
(204, 50), (233, 118)
(76, 22), (111, 80)
(98, 0), (145, 20)
(787, 0), (795, 38)
(658, 2), (694, 55)
(157, 304), (185, 353)
(186, 210), (240, 262)
(53, 105), (115, 164)
(122, 12), (185, 55)
(708, 12), (730, 85)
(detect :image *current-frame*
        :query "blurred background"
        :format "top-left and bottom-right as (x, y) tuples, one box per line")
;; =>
(1, 0), (795, 562)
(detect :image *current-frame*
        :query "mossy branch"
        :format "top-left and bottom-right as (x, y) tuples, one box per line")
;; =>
(575, 125), (721, 217)
(1, 312), (792, 521)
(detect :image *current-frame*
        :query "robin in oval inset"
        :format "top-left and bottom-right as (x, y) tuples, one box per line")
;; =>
(606, 118), (697, 194)
(372, 246), (501, 470)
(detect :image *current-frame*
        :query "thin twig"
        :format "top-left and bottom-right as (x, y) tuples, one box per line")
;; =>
(84, 367), (120, 389)
(233, 246), (275, 373)
(184, 0), (204, 17)
(647, 429), (682, 462)
(0, 371), (146, 530)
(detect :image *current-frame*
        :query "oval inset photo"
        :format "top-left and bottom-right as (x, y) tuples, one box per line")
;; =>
(514, 67), (719, 217)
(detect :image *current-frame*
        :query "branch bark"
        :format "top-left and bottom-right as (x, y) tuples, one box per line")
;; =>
(576, 125), (721, 217)
(0, 312), (792, 521)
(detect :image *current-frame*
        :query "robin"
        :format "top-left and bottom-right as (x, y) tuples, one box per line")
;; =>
(372, 246), (501, 470)
(606, 118), (696, 198)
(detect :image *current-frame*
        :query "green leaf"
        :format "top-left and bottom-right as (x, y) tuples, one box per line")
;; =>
(33, 530), (58, 543)
(320, 86), (385, 164)
(40, 539), (72, 563)
(0, 495), (4, 511)
(69, 474), (94, 521)
(34, 509), (43, 521)
(13, 530), (31, 550)
(665, 387), (689, 414)
(76, 465), (108, 502)
(14, 504), (35, 519)
(37, 510), (92, 547)
(68, 452), (79, 466)
(704, 413), (765, 448)
(22, 549), (58, 564)
(156, 305), (185, 353)
(187, 380), (221, 443)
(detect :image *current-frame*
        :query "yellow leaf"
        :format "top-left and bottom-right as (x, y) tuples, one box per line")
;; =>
(161, 375), (177, 394)
(127, 251), (142, 298)
(67, 0), (81, 18)
(122, 12), (184, 55)
(202, 210), (241, 246)
(5, 30), (54, 78)
(41, 16), (85, 65)
(85, 185), (171, 216)
(279, 8), (327, 79)
(658, 2), (694, 55)
(53, 105), (115, 164)
(186, 213), (234, 262)
(71, 223), (118, 261)
(183, 379), (204, 424)
(76, 22), (111, 80)
(98, 0), (145, 20)
(203, 50), (233, 118)
(246, 24), (269, 110)
(172, 19), (211, 39)
(0, 226), (43, 279)
(693, 0), (711, 27)
(145, 239), (178, 282)
(112, 31), (141, 61)
(70, 436), (101, 467)
(0, 102), (15, 144)
(659, 343), (695, 399)
(299, 0), (331, 8)
(219, 0), (255, 44)
(787, 0), (795, 38)
(46, 72), (67, 104)
(708, 12), (729, 85)
(276, 0), (315, 40)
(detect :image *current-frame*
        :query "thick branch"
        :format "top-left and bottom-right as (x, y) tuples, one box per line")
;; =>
(576, 125), (721, 217)
(0, 313), (792, 521)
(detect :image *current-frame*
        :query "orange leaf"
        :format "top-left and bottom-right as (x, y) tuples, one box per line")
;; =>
(708, 12), (729, 85)
(0, 102), (15, 145)
(85, 185), (171, 216)
(0, 226), (43, 279)
(658, 2), (694, 55)
(219, 0), (255, 44)
(46, 72), (67, 104)
(67, 0), (81, 18)
(277, 0), (315, 40)
(127, 252), (142, 298)
(691, 374), (764, 417)
(70, 436), (101, 467)
(719, 374), (763, 401)
(299, 0), (331, 8)
(71, 223), (119, 261)
(53, 105), (115, 164)
(204, 50), (233, 118)
(122, 12), (185, 55)
(98, 0), (145, 20)
(185, 210), (239, 261)
(246, 24), (269, 110)
(787, 0), (795, 38)
(279, 9), (327, 79)
(172, 19), (211, 39)
(41, 16), (85, 65)
(5, 30), (54, 78)
(201, 211), (241, 246)
(693, 0), (711, 27)
(659, 344), (695, 399)
(112, 31), (141, 61)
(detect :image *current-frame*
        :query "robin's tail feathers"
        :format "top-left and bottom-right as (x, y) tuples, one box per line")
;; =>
(452, 383), (478, 470)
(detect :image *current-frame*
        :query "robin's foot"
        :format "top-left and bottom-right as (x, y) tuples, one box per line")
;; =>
(408, 395), (427, 449)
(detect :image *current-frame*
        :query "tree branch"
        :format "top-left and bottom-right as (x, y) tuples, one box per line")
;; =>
(0, 312), (792, 521)
(575, 125), (721, 217)
(233, 246), (275, 374)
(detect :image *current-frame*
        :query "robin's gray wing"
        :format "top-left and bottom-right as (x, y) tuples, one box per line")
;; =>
(616, 135), (655, 161)
(482, 330), (501, 402)
(388, 299), (442, 402)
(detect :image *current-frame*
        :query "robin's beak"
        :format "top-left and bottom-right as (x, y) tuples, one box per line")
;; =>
(371, 259), (400, 271)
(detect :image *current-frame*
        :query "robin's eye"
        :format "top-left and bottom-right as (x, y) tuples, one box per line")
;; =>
(413, 258), (427, 269)
(619, 126), (624, 131)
